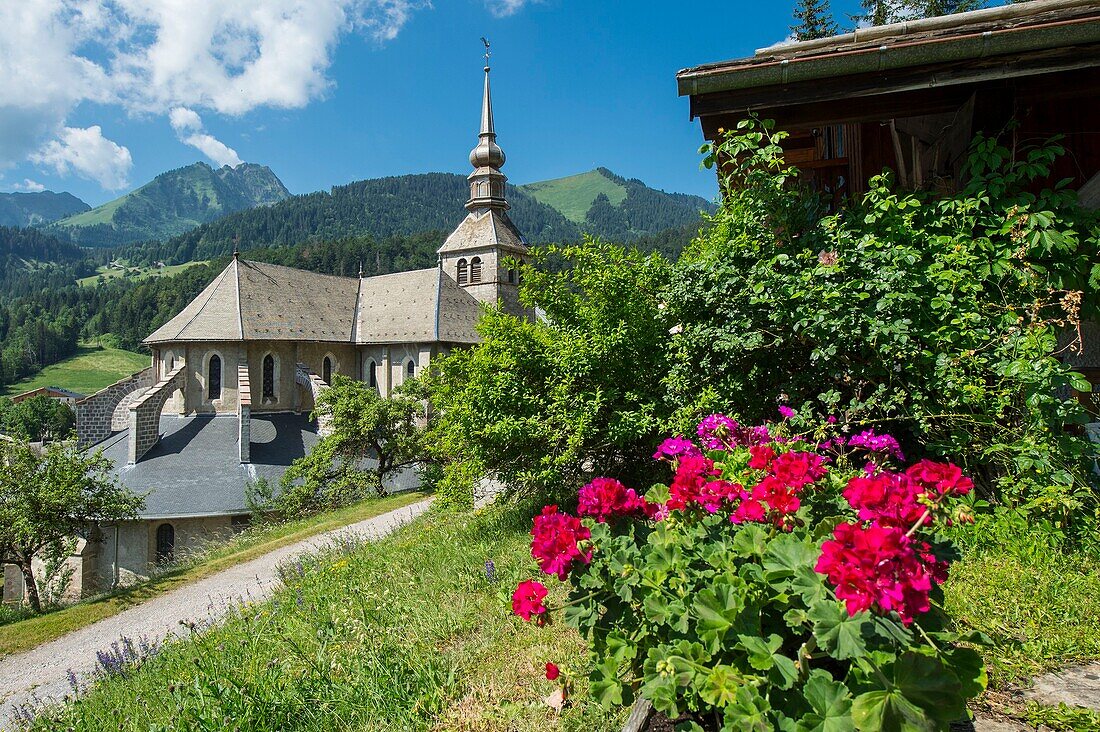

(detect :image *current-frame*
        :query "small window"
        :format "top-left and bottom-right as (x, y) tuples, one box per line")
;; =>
(508, 268), (516, 284)
(262, 354), (275, 400)
(367, 360), (377, 388)
(406, 359), (415, 378)
(322, 356), (333, 384)
(470, 257), (482, 284)
(208, 355), (221, 400)
(457, 258), (468, 286)
(155, 523), (175, 563)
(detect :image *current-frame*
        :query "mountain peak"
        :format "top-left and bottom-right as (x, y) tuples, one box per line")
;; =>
(47, 162), (291, 247)
(0, 190), (90, 228)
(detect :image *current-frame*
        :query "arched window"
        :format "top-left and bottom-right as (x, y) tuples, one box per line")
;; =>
(322, 356), (333, 384)
(367, 360), (377, 389)
(262, 354), (275, 400)
(457, 258), (469, 286)
(406, 359), (415, 378)
(155, 523), (175, 564)
(470, 256), (482, 284)
(207, 355), (222, 400)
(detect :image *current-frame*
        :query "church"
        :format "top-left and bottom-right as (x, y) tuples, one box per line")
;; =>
(3, 62), (529, 603)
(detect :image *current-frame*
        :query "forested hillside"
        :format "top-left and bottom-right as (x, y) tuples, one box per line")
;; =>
(520, 168), (714, 239)
(46, 162), (290, 247)
(0, 191), (89, 227)
(0, 227), (98, 299)
(112, 170), (712, 266)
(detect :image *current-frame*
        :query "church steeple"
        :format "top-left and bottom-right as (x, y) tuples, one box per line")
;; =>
(466, 39), (509, 214)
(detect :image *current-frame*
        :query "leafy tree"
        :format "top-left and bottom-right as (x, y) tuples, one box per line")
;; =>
(0, 441), (143, 611)
(275, 377), (425, 517)
(667, 119), (1100, 533)
(426, 238), (674, 506)
(791, 0), (838, 40)
(0, 395), (75, 442)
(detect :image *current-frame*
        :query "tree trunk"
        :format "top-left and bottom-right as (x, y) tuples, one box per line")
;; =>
(18, 557), (41, 612)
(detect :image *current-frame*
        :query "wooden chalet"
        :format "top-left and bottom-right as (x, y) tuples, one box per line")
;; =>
(677, 0), (1100, 204)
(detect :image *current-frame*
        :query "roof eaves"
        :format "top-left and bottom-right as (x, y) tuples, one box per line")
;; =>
(676, 2), (1100, 97)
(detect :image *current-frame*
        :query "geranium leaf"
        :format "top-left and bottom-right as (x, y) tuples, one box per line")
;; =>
(700, 664), (742, 707)
(809, 601), (869, 660)
(893, 652), (967, 722)
(796, 671), (854, 732)
(763, 533), (818, 579)
(850, 690), (934, 732)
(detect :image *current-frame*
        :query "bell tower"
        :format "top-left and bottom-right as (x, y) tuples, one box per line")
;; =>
(438, 39), (529, 314)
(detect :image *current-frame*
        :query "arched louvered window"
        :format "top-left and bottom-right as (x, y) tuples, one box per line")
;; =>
(457, 258), (469, 286)
(322, 356), (333, 384)
(155, 523), (175, 563)
(367, 360), (377, 389)
(406, 359), (415, 378)
(207, 355), (222, 400)
(262, 354), (275, 400)
(470, 256), (482, 284)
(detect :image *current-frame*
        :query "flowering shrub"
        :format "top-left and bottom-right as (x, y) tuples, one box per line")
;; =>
(513, 414), (986, 731)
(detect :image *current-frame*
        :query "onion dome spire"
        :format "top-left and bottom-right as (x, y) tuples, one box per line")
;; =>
(466, 38), (509, 213)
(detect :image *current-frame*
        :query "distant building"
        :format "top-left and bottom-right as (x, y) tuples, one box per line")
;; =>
(9, 386), (84, 406)
(4, 59), (530, 605)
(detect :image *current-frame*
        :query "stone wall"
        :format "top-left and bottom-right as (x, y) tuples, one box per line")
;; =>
(75, 367), (154, 448)
(296, 363), (333, 436)
(238, 363), (251, 464)
(128, 365), (185, 463)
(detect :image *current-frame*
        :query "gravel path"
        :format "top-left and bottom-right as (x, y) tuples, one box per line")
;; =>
(0, 498), (432, 729)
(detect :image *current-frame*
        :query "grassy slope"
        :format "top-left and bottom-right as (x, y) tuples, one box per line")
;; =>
(76, 260), (207, 287)
(520, 169), (627, 224)
(51, 195), (128, 228)
(0, 492), (428, 658)
(0, 345), (149, 397)
(26, 504), (625, 732)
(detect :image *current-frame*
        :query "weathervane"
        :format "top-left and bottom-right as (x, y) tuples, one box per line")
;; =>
(481, 36), (491, 70)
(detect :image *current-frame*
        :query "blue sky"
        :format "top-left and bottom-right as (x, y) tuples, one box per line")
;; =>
(0, 1), (863, 207)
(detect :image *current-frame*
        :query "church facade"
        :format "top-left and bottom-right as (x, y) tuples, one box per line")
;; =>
(3, 62), (529, 604)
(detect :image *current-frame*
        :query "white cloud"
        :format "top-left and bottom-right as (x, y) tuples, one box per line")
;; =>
(486, 0), (537, 17)
(169, 107), (203, 133)
(0, 0), (433, 173)
(180, 133), (243, 168)
(169, 106), (243, 167)
(30, 125), (133, 190)
(9, 179), (47, 192)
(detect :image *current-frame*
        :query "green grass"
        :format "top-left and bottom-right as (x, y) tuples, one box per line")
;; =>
(520, 169), (627, 224)
(52, 193), (129, 228)
(0, 492), (428, 659)
(76, 260), (207, 287)
(23, 503), (625, 732)
(944, 543), (1100, 688)
(0, 344), (149, 398)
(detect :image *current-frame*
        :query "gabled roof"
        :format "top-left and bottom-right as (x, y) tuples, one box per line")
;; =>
(437, 209), (529, 256)
(354, 267), (484, 344)
(145, 258), (483, 346)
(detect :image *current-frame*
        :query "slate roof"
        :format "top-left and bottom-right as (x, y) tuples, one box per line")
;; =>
(437, 209), (528, 255)
(145, 259), (484, 346)
(95, 413), (419, 519)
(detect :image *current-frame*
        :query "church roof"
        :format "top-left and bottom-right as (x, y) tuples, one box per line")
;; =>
(95, 413), (420, 519)
(145, 258), (484, 345)
(437, 209), (529, 256)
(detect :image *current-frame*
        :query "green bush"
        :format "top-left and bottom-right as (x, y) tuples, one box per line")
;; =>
(666, 120), (1100, 534)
